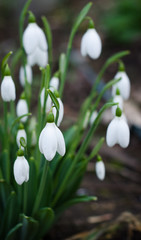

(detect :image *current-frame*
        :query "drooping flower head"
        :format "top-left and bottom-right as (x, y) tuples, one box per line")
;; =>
(13, 149), (29, 185)
(106, 107), (130, 148)
(1, 64), (16, 102)
(50, 76), (59, 92)
(19, 64), (33, 87)
(23, 11), (48, 67)
(81, 20), (102, 59)
(16, 92), (28, 122)
(39, 111), (66, 161)
(112, 61), (130, 100)
(95, 156), (105, 181)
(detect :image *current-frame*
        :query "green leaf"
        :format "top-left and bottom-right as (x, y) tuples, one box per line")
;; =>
(20, 214), (39, 240)
(87, 137), (105, 162)
(1, 51), (13, 77)
(47, 89), (59, 112)
(106, 50), (130, 66)
(11, 113), (32, 129)
(5, 223), (23, 240)
(56, 195), (97, 214)
(36, 207), (54, 238)
(42, 16), (53, 69)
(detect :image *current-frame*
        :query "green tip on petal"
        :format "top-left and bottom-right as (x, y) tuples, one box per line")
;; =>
(97, 154), (102, 162)
(17, 148), (24, 156)
(20, 92), (26, 99)
(54, 90), (60, 98)
(18, 123), (24, 130)
(116, 88), (120, 95)
(118, 60), (125, 72)
(47, 111), (54, 123)
(4, 64), (11, 76)
(28, 11), (36, 23)
(116, 106), (122, 117)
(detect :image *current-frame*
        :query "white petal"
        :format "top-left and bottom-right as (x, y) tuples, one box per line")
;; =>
(27, 48), (48, 67)
(40, 88), (52, 112)
(50, 77), (59, 90)
(117, 117), (130, 148)
(80, 32), (87, 57)
(16, 129), (27, 149)
(52, 98), (64, 127)
(39, 126), (46, 154)
(55, 124), (66, 156)
(16, 99), (28, 122)
(95, 161), (105, 181)
(23, 23), (39, 54)
(19, 65), (33, 87)
(13, 156), (29, 185)
(86, 29), (102, 59)
(1, 76), (16, 101)
(89, 111), (98, 126)
(112, 71), (130, 100)
(37, 26), (48, 51)
(41, 123), (57, 161)
(106, 117), (118, 147)
(111, 95), (123, 116)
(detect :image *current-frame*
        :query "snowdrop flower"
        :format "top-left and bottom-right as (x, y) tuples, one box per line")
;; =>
(50, 76), (59, 91)
(112, 71), (130, 100)
(52, 91), (64, 127)
(16, 125), (27, 150)
(23, 12), (48, 67)
(89, 111), (98, 126)
(83, 110), (90, 129)
(111, 90), (123, 115)
(16, 96), (28, 122)
(81, 28), (102, 59)
(40, 88), (52, 113)
(13, 150), (29, 185)
(39, 112), (66, 161)
(95, 159), (105, 181)
(19, 64), (33, 87)
(106, 107), (130, 148)
(1, 64), (16, 101)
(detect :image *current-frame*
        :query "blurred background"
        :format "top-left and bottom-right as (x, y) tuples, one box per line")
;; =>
(1, 0), (141, 239)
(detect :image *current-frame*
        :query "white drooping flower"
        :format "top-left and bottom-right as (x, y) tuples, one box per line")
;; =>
(19, 64), (33, 87)
(112, 71), (130, 100)
(81, 28), (102, 59)
(13, 155), (29, 185)
(52, 98), (64, 127)
(39, 114), (66, 161)
(106, 115), (130, 148)
(40, 88), (52, 113)
(16, 99), (28, 122)
(89, 111), (98, 126)
(95, 160), (105, 181)
(50, 76), (59, 91)
(112, 95), (123, 116)
(16, 129), (27, 149)
(1, 76), (16, 102)
(23, 22), (48, 67)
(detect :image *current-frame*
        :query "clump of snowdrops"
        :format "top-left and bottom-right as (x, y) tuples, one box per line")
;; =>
(0, 0), (131, 239)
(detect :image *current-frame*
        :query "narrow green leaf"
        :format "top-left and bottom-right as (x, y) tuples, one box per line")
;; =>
(11, 113), (32, 129)
(5, 223), (23, 240)
(1, 51), (13, 78)
(87, 137), (105, 162)
(42, 16), (53, 69)
(11, 49), (22, 74)
(47, 89), (59, 112)
(36, 207), (54, 238)
(20, 214), (39, 240)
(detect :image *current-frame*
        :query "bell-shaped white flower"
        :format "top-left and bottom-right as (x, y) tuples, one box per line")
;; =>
(81, 28), (102, 59)
(16, 99), (28, 122)
(95, 160), (105, 181)
(112, 95), (123, 116)
(39, 112), (66, 161)
(89, 111), (98, 126)
(112, 71), (130, 100)
(52, 98), (64, 127)
(106, 108), (130, 148)
(14, 155), (29, 185)
(16, 129), (27, 150)
(1, 75), (16, 102)
(23, 22), (48, 67)
(40, 88), (52, 113)
(19, 64), (33, 87)
(50, 76), (59, 91)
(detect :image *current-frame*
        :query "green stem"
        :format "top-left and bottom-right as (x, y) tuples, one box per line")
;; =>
(32, 161), (49, 216)
(23, 182), (28, 213)
(52, 102), (117, 207)
(4, 102), (10, 183)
